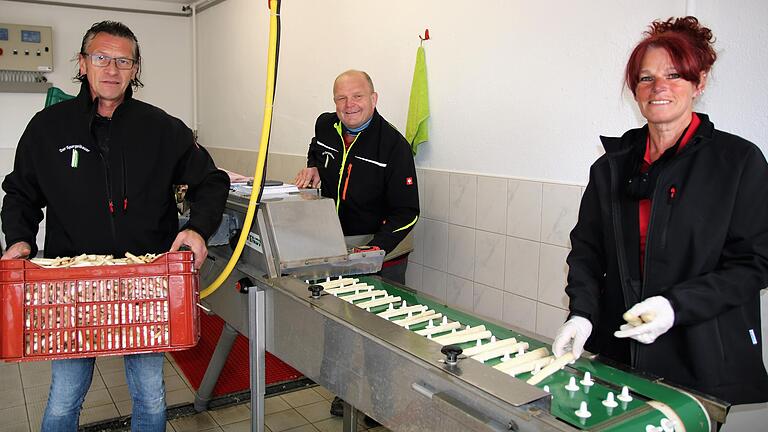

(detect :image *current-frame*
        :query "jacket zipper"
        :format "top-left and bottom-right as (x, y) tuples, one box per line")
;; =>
(333, 124), (359, 212)
(659, 184), (677, 249)
(91, 104), (119, 250)
(342, 163), (352, 200)
(608, 156), (639, 366)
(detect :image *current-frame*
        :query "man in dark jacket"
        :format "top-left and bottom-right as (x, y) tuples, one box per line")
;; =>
(1, 21), (229, 431)
(294, 70), (419, 421)
(294, 70), (420, 284)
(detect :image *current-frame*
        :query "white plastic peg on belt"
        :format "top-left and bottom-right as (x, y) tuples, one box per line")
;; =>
(580, 371), (594, 386)
(427, 319), (434, 328)
(618, 386), (633, 402)
(475, 339), (483, 347)
(575, 401), (591, 419)
(532, 363), (542, 375)
(517, 346), (525, 357)
(602, 392), (618, 408)
(660, 418), (674, 432)
(543, 385), (550, 393)
(442, 316), (448, 325)
(388, 303), (394, 310)
(402, 300), (407, 307)
(490, 335), (497, 343)
(565, 376), (580, 392)
(502, 352), (511, 361)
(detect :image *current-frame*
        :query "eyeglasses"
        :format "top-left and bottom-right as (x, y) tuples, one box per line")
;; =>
(82, 52), (136, 70)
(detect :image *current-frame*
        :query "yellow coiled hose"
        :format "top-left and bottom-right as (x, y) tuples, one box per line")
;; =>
(200, 0), (280, 299)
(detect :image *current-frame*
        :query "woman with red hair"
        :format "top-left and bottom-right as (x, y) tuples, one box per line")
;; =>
(553, 16), (768, 405)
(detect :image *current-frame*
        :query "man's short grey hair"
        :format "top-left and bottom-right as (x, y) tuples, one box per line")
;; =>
(335, 70), (375, 93)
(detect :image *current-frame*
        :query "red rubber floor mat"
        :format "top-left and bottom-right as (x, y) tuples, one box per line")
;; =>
(170, 312), (302, 396)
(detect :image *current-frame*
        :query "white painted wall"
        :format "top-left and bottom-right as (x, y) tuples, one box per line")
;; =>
(195, 0), (269, 150)
(195, 0), (767, 185)
(0, 0), (193, 153)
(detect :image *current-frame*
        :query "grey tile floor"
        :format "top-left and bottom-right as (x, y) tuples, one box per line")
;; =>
(0, 355), (389, 432)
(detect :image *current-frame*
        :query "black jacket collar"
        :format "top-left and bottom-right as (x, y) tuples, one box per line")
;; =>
(599, 113), (715, 156)
(75, 78), (134, 114)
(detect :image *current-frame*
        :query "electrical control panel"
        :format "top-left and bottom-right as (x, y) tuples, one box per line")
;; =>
(0, 23), (54, 72)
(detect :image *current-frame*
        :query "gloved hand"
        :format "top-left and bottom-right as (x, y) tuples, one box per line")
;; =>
(614, 296), (675, 344)
(552, 316), (593, 359)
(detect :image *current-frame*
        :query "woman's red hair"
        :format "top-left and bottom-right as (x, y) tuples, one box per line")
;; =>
(625, 16), (716, 96)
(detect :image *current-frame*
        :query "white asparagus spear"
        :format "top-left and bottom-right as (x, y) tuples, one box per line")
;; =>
(341, 290), (386, 302)
(434, 330), (493, 346)
(526, 352), (575, 385)
(471, 342), (530, 362)
(432, 325), (487, 343)
(415, 321), (462, 336)
(378, 304), (428, 319)
(396, 312), (442, 328)
(318, 278), (359, 289)
(463, 337), (517, 357)
(325, 282), (369, 295)
(356, 296), (401, 310)
(493, 347), (550, 372)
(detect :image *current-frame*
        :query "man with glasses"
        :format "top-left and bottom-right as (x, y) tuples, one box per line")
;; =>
(1, 21), (229, 431)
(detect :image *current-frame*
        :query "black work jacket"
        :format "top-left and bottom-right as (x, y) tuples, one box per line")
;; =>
(1, 80), (229, 258)
(566, 113), (768, 404)
(306, 110), (419, 254)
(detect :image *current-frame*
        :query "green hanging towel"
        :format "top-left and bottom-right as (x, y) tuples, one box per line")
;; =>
(405, 46), (430, 156)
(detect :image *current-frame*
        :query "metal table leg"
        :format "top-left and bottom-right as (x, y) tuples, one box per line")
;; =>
(342, 400), (359, 432)
(194, 321), (239, 412)
(249, 285), (266, 432)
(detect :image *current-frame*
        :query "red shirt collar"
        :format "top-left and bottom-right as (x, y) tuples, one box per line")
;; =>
(643, 112), (701, 165)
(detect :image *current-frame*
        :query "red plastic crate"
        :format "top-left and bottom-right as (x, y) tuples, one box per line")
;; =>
(0, 251), (199, 362)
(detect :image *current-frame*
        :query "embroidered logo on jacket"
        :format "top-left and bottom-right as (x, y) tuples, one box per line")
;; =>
(406, 177), (413, 186)
(58, 145), (90, 153)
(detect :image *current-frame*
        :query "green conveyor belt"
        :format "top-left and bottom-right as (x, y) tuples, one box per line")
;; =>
(335, 276), (711, 432)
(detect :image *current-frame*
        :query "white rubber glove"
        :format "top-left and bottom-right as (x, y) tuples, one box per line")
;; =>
(552, 316), (593, 359)
(614, 296), (674, 344)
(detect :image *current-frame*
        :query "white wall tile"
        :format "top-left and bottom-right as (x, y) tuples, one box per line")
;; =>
(422, 267), (447, 303)
(0, 148), (15, 176)
(473, 283), (503, 321)
(507, 180), (542, 241)
(536, 303), (569, 340)
(448, 173), (476, 227)
(422, 219), (448, 272)
(474, 231), (505, 290)
(504, 236), (540, 300)
(502, 293), (537, 334)
(446, 275), (474, 312)
(538, 244), (570, 309)
(405, 263), (423, 291)
(416, 168), (425, 214)
(422, 169), (449, 222)
(447, 224), (475, 280)
(476, 176), (507, 234)
(409, 219), (425, 265)
(541, 183), (580, 247)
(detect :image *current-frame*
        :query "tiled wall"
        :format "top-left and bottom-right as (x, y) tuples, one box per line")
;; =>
(407, 168), (583, 339)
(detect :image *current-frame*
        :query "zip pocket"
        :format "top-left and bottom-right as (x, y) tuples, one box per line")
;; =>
(342, 163), (352, 201)
(659, 184), (677, 249)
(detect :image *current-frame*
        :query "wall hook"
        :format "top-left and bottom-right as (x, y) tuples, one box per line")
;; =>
(419, 29), (430, 46)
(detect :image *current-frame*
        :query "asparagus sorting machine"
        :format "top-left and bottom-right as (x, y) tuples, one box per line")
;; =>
(198, 188), (728, 432)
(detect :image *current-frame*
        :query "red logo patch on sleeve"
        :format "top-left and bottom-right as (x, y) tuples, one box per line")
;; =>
(406, 177), (413, 186)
